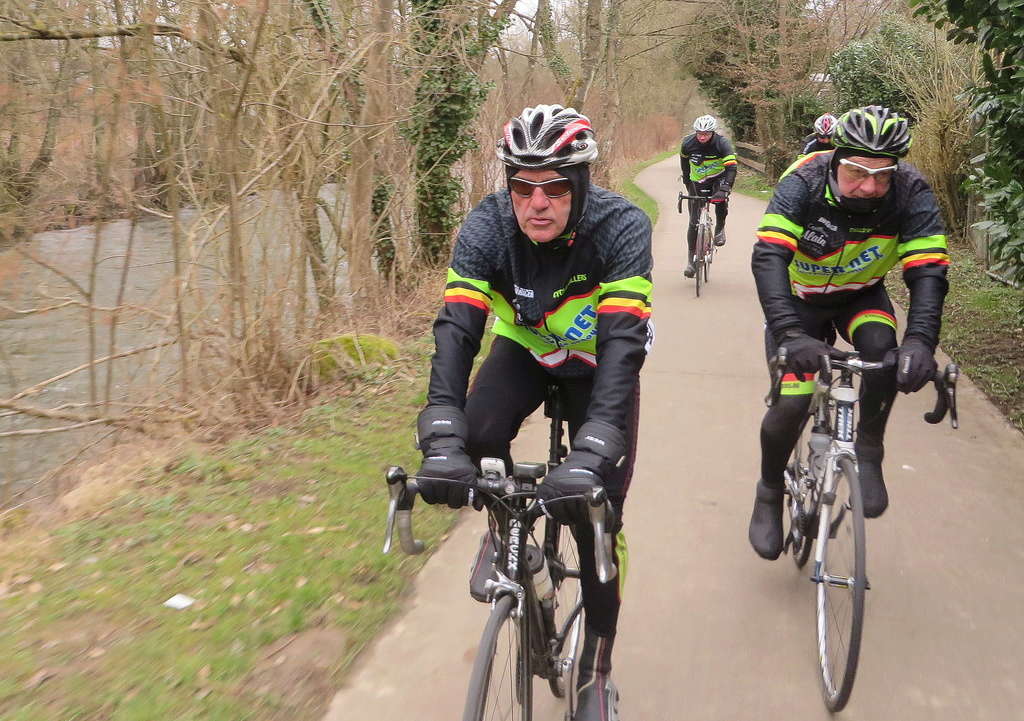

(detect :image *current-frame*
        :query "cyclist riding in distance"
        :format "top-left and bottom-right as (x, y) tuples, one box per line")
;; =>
(415, 104), (653, 720)
(748, 105), (949, 560)
(800, 113), (838, 156)
(680, 114), (737, 277)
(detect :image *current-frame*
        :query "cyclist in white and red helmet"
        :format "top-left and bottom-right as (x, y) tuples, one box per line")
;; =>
(680, 114), (738, 276)
(416, 104), (653, 721)
(799, 112), (838, 156)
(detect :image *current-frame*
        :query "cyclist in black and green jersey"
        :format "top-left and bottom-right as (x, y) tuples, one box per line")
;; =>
(748, 105), (949, 560)
(680, 114), (738, 277)
(415, 104), (653, 720)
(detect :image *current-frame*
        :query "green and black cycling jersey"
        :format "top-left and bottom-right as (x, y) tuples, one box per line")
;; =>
(680, 133), (738, 186)
(428, 185), (653, 432)
(751, 151), (949, 347)
(800, 133), (833, 156)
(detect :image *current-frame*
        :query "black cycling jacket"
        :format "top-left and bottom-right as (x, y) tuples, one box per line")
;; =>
(427, 185), (653, 432)
(680, 133), (738, 188)
(751, 152), (949, 348)
(800, 134), (834, 155)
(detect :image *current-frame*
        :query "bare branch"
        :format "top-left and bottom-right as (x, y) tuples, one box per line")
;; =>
(0, 22), (247, 64)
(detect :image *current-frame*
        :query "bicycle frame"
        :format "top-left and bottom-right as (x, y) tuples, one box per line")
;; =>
(805, 363), (859, 586)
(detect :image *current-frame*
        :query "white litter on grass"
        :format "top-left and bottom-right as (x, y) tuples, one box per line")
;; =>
(902, 464), (916, 471)
(164, 593), (196, 610)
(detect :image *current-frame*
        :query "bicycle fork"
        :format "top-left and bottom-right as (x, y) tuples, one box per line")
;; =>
(810, 389), (860, 590)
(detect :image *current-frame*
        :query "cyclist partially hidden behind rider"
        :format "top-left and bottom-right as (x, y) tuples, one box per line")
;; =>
(799, 112), (838, 156)
(748, 105), (949, 560)
(680, 114), (737, 277)
(415, 104), (653, 719)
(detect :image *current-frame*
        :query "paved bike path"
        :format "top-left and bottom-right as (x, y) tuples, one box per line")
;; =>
(325, 156), (1024, 720)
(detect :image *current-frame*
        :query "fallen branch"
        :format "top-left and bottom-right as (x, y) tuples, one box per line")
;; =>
(3, 339), (176, 403)
(0, 22), (247, 64)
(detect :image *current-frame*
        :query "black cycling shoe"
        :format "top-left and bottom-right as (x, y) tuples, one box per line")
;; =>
(748, 480), (785, 560)
(714, 229), (727, 246)
(683, 262), (696, 278)
(574, 626), (619, 721)
(855, 441), (888, 518)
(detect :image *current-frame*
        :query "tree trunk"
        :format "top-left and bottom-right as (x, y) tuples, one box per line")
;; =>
(345, 0), (392, 304)
(572, 0), (603, 110)
(535, 0), (572, 98)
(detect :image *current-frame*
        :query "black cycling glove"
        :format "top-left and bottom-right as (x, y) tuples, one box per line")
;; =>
(711, 185), (731, 203)
(776, 329), (843, 375)
(416, 406), (478, 509)
(538, 420), (625, 525)
(896, 337), (936, 393)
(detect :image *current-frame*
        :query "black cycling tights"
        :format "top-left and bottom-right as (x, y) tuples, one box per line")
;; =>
(464, 336), (639, 637)
(686, 191), (728, 261)
(760, 319), (897, 489)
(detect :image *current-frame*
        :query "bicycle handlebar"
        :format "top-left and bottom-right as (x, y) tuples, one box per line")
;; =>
(766, 350), (959, 429)
(677, 192), (711, 214)
(382, 464), (618, 584)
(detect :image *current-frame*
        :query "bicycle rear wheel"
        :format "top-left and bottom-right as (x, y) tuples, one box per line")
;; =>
(463, 594), (533, 721)
(813, 455), (866, 712)
(546, 521), (583, 714)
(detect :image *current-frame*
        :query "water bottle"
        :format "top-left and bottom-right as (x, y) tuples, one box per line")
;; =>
(526, 545), (554, 601)
(526, 545), (557, 633)
(808, 429), (830, 478)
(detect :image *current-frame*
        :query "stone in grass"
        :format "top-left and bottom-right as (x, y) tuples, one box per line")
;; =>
(312, 333), (398, 379)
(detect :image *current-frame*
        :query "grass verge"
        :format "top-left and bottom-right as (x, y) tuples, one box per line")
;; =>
(886, 244), (1024, 433)
(732, 168), (774, 200)
(0, 338), (458, 721)
(616, 148), (679, 225)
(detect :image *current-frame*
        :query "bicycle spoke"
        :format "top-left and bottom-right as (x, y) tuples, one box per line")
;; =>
(815, 457), (865, 711)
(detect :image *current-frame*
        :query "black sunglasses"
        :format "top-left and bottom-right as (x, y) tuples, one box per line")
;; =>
(508, 177), (572, 199)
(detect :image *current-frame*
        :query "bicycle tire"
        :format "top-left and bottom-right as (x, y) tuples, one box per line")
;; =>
(463, 594), (533, 721)
(695, 253), (702, 297)
(546, 522), (583, 712)
(814, 455), (866, 712)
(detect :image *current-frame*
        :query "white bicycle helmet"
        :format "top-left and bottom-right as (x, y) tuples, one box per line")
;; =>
(496, 104), (598, 169)
(813, 113), (838, 137)
(693, 115), (718, 132)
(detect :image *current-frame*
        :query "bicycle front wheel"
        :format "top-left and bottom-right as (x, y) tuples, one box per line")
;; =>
(463, 594), (533, 721)
(785, 419), (816, 569)
(814, 455), (866, 712)
(546, 521), (583, 712)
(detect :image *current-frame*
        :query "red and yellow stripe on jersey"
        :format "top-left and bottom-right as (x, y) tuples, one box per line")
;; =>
(443, 269), (492, 312)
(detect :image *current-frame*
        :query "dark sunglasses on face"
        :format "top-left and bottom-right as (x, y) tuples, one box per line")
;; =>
(508, 177), (572, 199)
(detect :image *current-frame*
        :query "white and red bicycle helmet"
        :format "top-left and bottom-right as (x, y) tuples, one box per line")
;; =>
(813, 113), (838, 137)
(496, 104), (598, 169)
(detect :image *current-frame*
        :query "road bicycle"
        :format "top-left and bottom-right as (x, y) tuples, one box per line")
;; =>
(766, 349), (960, 711)
(383, 386), (616, 721)
(677, 189), (715, 297)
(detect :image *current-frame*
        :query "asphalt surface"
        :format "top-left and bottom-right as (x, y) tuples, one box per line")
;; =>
(324, 156), (1024, 721)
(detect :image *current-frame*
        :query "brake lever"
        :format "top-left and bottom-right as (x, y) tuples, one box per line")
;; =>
(946, 363), (959, 430)
(586, 486), (617, 584)
(383, 466), (424, 555)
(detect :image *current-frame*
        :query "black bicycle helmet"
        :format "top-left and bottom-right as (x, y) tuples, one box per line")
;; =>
(832, 105), (911, 158)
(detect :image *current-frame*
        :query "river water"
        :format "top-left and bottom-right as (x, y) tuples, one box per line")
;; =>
(0, 190), (346, 505)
